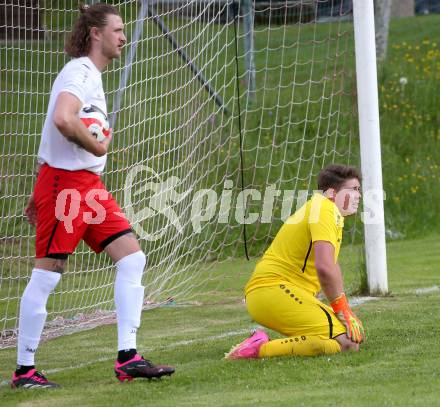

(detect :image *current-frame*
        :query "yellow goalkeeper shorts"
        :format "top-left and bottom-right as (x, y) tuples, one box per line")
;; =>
(246, 283), (346, 340)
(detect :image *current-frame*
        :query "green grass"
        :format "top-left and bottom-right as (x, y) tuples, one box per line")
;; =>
(379, 15), (440, 237)
(0, 8), (439, 368)
(0, 234), (439, 406)
(0, 235), (363, 333)
(0, 11), (439, 404)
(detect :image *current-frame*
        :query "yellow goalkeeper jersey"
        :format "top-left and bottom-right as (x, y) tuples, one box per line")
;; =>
(245, 193), (344, 296)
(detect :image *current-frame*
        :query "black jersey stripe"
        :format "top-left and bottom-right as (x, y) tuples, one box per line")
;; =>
(301, 241), (312, 272)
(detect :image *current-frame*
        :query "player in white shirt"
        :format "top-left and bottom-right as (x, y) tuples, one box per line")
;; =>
(12, 3), (174, 389)
(38, 55), (108, 173)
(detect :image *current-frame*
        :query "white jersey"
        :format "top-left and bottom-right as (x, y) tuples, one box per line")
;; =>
(38, 57), (108, 174)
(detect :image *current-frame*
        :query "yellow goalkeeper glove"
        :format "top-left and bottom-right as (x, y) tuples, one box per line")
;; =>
(330, 293), (364, 343)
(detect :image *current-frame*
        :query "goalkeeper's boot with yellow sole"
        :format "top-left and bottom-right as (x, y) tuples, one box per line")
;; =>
(225, 330), (269, 360)
(11, 369), (60, 389)
(114, 354), (175, 382)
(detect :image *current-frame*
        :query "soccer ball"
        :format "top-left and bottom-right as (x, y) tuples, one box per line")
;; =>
(78, 104), (110, 142)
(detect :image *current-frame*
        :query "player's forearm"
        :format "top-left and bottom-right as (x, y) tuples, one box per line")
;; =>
(53, 115), (107, 156)
(316, 262), (344, 301)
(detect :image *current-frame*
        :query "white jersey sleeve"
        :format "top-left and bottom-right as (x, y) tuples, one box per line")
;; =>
(59, 62), (94, 104)
(37, 57), (108, 174)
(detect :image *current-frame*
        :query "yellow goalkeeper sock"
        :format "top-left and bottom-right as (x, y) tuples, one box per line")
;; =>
(258, 335), (341, 357)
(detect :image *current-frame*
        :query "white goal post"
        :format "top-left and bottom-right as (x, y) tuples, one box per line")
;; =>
(353, 0), (388, 295)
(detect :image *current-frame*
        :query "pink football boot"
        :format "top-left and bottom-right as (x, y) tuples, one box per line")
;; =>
(225, 330), (269, 360)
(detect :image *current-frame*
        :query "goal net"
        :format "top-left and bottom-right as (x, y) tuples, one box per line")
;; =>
(0, 0), (361, 347)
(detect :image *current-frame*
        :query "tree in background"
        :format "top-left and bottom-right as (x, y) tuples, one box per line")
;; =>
(375, 0), (415, 61)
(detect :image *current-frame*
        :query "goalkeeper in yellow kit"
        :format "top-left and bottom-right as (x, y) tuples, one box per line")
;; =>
(226, 164), (364, 359)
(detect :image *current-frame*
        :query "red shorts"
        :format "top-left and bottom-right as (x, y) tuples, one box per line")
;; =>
(34, 164), (132, 258)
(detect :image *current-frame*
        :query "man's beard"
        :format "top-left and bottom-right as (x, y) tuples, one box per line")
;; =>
(103, 44), (120, 60)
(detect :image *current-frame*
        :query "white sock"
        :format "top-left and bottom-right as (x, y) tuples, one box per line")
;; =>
(17, 269), (61, 366)
(114, 251), (146, 351)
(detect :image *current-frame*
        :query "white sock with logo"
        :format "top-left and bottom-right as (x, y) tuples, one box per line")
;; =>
(17, 269), (61, 366)
(114, 251), (146, 351)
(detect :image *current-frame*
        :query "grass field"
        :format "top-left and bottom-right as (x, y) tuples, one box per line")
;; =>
(0, 234), (439, 406)
(1, 9), (440, 406)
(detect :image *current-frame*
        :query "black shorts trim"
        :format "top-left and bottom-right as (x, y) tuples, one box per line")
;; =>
(99, 228), (133, 250)
(46, 253), (69, 260)
(318, 305), (334, 339)
(45, 220), (61, 257)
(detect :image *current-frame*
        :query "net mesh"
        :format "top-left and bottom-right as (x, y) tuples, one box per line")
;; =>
(0, 0), (360, 348)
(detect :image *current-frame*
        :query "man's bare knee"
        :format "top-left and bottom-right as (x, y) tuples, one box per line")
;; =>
(35, 258), (67, 274)
(104, 232), (141, 263)
(335, 334), (360, 352)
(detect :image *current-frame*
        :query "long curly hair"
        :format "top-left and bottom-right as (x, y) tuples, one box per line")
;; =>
(65, 3), (120, 58)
